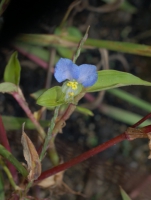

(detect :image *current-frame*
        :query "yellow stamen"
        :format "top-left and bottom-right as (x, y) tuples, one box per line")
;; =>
(67, 82), (72, 87)
(66, 81), (78, 90)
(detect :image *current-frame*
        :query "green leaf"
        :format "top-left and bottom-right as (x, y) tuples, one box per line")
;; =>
(55, 26), (82, 38)
(4, 52), (21, 85)
(55, 26), (82, 59)
(76, 106), (94, 116)
(87, 70), (151, 92)
(36, 86), (65, 107)
(57, 46), (74, 59)
(2, 116), (50, 130)
(67, 26), (82, 38)
(0, 82), (18, 93)
(120, 186), (132, 200)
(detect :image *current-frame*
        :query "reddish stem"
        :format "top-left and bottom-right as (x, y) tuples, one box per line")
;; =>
(14, 46), (50, 70)
(85, 93), (151, 128)
(12, 91), (46, 141)
(132, 113), (151, 128)
(16, 49), (151, 182)
(36, 132), (127, 182)
(0, 116), (18, 182)
(140, 125), (151, 133)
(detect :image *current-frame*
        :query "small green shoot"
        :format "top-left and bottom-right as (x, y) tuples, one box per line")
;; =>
(4, 52), (21, 86)
(120, 186), (132, 200)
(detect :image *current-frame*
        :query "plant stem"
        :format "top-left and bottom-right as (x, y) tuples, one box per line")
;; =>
(73, 26), (90, 63)
(0, 116), (18, 182)
(36, 124), (151, 183)
(0, 158), (20, 190)
(36, 133), (127, 182)
(0, 171), (5, 200)
(0, 145), (28, 177)
(12, 90), (61, 166)
(132, 113), (151, 128)
(12, 91), (46, 141)
(40, 107), (59, 161)
(23, 181), (33, 197)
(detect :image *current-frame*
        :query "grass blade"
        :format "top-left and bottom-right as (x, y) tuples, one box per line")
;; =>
(17, 34), (151, 57)
(108, 88), (151, 112)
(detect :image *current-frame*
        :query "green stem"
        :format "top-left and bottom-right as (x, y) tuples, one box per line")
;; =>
(40, 107), (60, 161)
(48, 136), (59, 166)
(73, 26), (90, 63)
(0, 158), (20, 190)
(0, 145), (28, 177)
(23, 181), (33, 197)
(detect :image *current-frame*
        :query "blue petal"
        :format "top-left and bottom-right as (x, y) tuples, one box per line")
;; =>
(77, 64), (97, 87)
(54, 58), (79, 82)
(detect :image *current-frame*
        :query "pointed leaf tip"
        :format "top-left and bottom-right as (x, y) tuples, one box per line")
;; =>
(120, 186), (132, 200)
(87, 70), (151, 92)
(4, 52), (21, 86)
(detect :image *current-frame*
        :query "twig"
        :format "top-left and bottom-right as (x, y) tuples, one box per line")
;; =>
(45, 48), (56, 89)
(36, 133), (127, 183)
(41, 48), (56, 120)
(59, 0), (81, 29)
(132, 113), (151, 128)
(109, 54), (129, 71)
(97, 48), (109, 70)
(85, 0), (124, 13)
(36, 124), (151, 183)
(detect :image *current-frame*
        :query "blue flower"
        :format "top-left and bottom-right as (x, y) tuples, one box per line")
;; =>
(54, 58), (98, 101)
(54, 58), (97, 87)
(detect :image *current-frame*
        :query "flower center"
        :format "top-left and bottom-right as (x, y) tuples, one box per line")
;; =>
(61, 80), (83, 102)
(66, 81), (78, 90)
